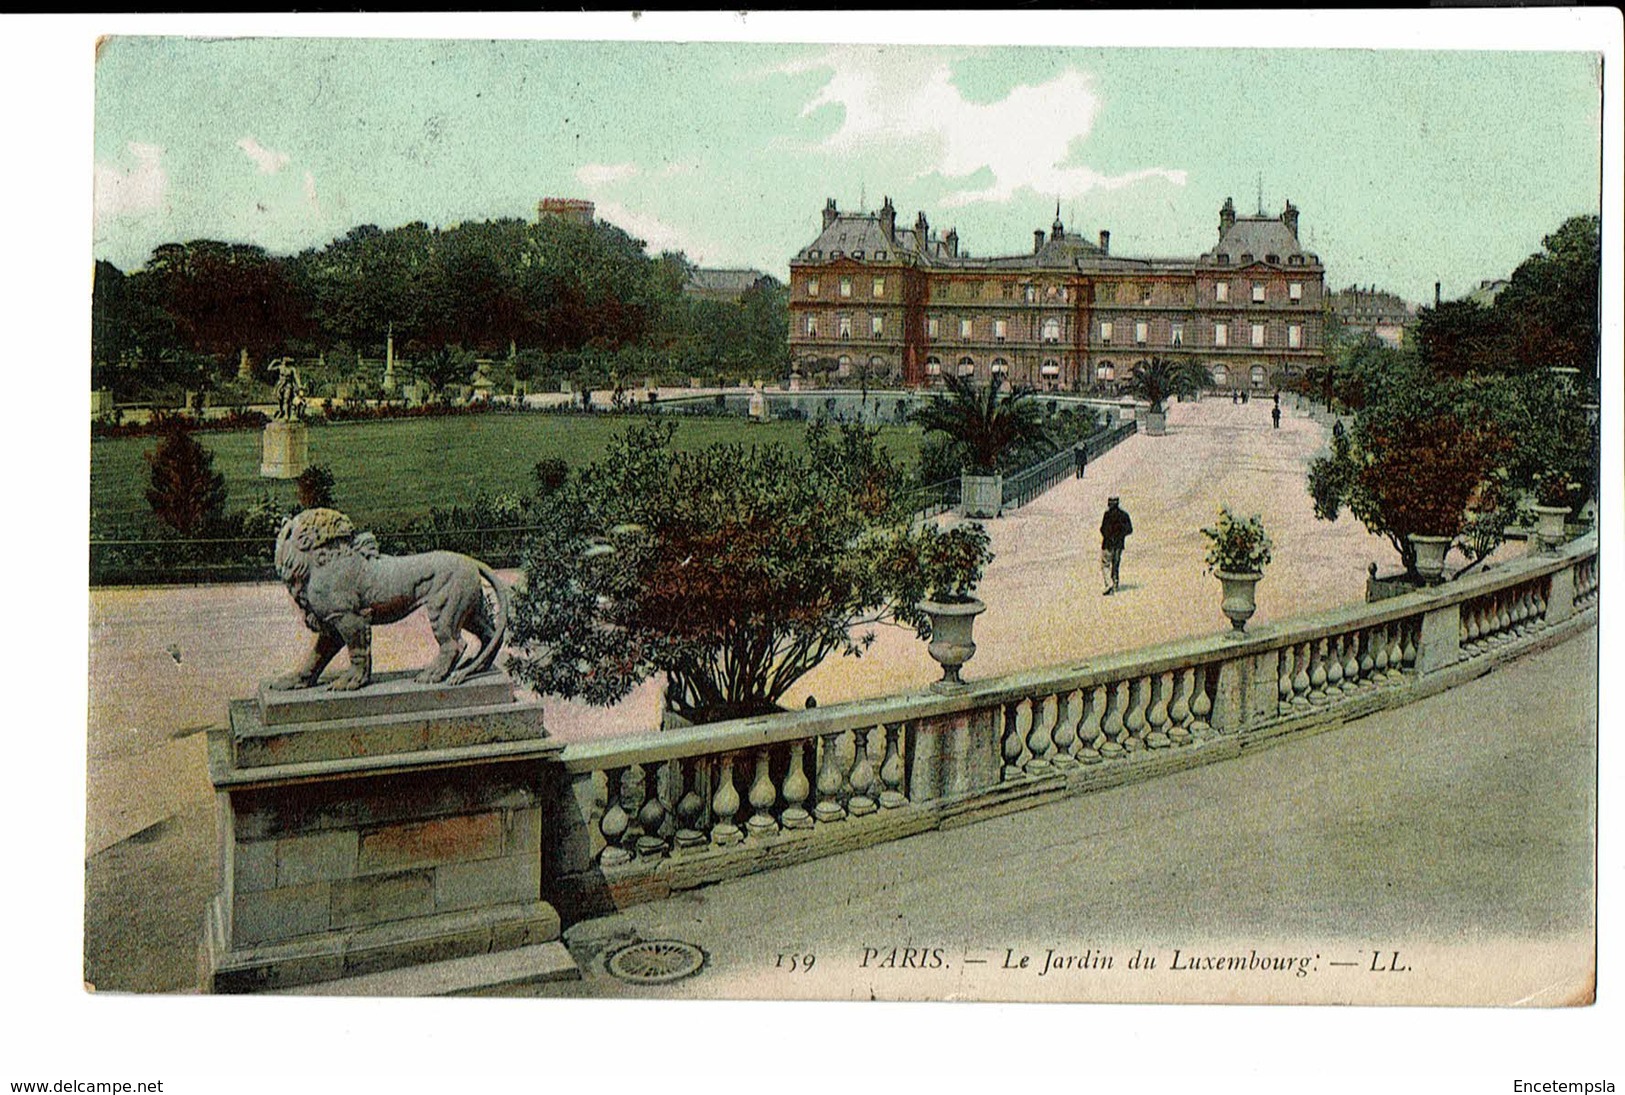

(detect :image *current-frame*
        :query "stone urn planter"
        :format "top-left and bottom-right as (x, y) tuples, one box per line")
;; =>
(960, 472), (1003, 518)
(1532, 504), (1571, 551)
(1216, 571), (1262, 636)
(1409, 534), (1454, 584)
(921, 597), (986, 691)
(1144, 409), (1167, 436)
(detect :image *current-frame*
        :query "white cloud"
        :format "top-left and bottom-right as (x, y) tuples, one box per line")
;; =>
(782, 47), (1185, 206)
(576, 162), (640, 187)
(92, 141), (168, 227)
(656, 162), (698, 179)
(237, 136), (291, 174)
(591, 199), (719, 263)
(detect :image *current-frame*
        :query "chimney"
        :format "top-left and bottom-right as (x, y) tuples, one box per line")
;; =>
(945, 228), (959, 257)
(916, 210), (929, 237)
(823, 198), (838, 230)
(1034, 229), (1046, 253)
(1098, 229), (1110, 254)
(879, 196), (896, 241)
(1281, 200), (1299, 237)
(1220, 196), (1236, 234)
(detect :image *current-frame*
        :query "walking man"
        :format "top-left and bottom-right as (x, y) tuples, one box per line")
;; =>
(1099, 496), (1133, 595)
(1074, 441), (1089, 479)
(1272, 403), (1282, 429)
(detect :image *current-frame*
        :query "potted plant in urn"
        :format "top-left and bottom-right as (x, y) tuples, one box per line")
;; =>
(1531, 467), (1575, 551)
(912, 372), (1046, 518)
(1200, 506), (1273, 636)
(912, 522), (995, 690)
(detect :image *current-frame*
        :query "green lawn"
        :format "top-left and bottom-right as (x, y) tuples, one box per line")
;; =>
(91, 413), (926, 538)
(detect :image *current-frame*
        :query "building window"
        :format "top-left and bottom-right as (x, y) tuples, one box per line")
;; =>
(957, 356), (975, 377)
(1135, 321), (1148, 345)
(994, 318), (1007, 341)
(1216, 254), (1231, 265)
(927, 317), (939, 339)
(1289, 323), (1303, 349)
(807, 250), (821, 259)
(1024, 285), (1036, 303)
(1096, 362), (1116, 382)
(871, 315), (884, 337)
(837, 355), (852, 377)
(870, 355), (886, 375)
(925, 356), (942, 376)
(1215, 282), (1229, 303)
(1141, 286), (1153, 305)
(839, 277), (852, 298)
(1214, 322), (1229, 347)
(1100, 321), (1113, 343)
(875, 251), (887, 261)
(839, 315), (852, 340)
(807, 277), (820, 297)
(1289, 282), (1303, 302)
(872, 277), (886, 298)
(1043, 318), (1062, 343)
(991, 357), (1009, 374)
(1171, 323), (1185, 347)
(1251, 365), (1267, 388)
(960, 318), (973, 339)
(1251, 283), (1266, 303)
(1251, 323), (1266, 347)
(805, 315), (817, 338)
(1041, 359), (1061, 377)
(1212, 363), (1229, 386)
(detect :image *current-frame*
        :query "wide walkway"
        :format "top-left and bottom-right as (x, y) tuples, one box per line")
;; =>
(531, 628), (1597, 1006)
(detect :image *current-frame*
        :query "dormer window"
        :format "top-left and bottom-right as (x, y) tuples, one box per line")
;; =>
(830, 250), (843, 259)
(1240, 253), (1254, 264)
(1217, 254), (1231, 265)
(1289, 254), (1304, 266)
(875, 251), (887, 261)
(852, 251), (864, 260)
(1265, 254), (1280, 264)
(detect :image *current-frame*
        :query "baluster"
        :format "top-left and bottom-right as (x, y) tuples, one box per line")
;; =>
(1099, 681), (1126, 757)
(1358, 628), (1377, 685)
(813, 733), (847, 822)
(1164, 671), (1193, 746)
(1077, 687), (1104, 763)
(745, 748), (780, 836)
(1189, 666), (1213, 734)
(1532, 582), (1549, 628)
(1325, 634), (1346, 697)
(1051, 692), (1080, 768)
(1307, 638), (1329, 704)
(1002, 701), (1028, 780)
(1400, 623), (1416, 672)
(1170, 669), (1194, 729)
(710, 754), (744, 846)
(1025, 695), (1057, 774)
(879, 725), (907, 808)
(1494, 594), (1512, 643)
(634, 762), (669, 857)
(599, 767), (632, 866)
(1516, 587), (1534, 633)
(1123, 677), (1148, 749)
(1291, 642), (1312, 707)
(1342, 633), (1361, 691)
(619, 763), (650, 853)
(781, 742), (815, 829)
(1464, 599), (1483, 653)
(673, 758), (709, 850)
(1146, 671), (1172, 747)
(848, 729), (879, 816)
(1371, 624), (1391, 680)
(1278, 649), (1294, 714)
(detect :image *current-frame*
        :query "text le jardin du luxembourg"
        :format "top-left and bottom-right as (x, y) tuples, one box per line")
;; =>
(777, 945), (1426, 978)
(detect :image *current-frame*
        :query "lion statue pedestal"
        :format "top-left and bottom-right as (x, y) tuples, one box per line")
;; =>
(201, 508), (579, 994)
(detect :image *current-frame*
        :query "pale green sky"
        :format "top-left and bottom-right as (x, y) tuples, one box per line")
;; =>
(93, 38), (1602, 304)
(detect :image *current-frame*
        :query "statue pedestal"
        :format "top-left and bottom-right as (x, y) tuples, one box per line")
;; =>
(201, 671), (576, 994)
(260, 419), (309, 479)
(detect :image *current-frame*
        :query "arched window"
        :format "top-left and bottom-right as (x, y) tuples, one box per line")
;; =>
(1040, 358), (1061, 378)
(925, 356), (942, 376)
(1096, 361), (1116, 382)
(957, 356), (976, 377)
(837, 355), (852, 378)
(1212, 363), (1229, 386)
(1250, 364), (1267, 388)
(990, 357), (1009, 375)
(869, 355), (886, 372)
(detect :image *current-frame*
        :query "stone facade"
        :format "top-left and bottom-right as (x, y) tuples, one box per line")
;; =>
(1328, 284), (1417, 349)
(788, 195), (1326, 392)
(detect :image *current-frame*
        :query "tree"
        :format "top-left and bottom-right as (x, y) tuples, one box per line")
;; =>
(912, 372), (1048, 475)
(1494, 214), (1601, 387)
(1126, 356), (1203, 413)
(144, 427), (228, 537)
(506, 419), (993, 723)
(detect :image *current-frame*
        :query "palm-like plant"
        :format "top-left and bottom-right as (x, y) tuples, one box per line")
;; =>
(1174, 359), (1217, 400)
(912, 372), (1047, 475)
(1127, 356), (1200, 414)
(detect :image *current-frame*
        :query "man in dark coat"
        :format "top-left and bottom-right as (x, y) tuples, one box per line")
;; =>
(1099, 496), (1133, 595)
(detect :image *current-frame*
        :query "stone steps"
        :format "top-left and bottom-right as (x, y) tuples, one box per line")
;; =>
(272, 942), (579, 997)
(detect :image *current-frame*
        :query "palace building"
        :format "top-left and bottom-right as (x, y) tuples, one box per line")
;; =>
(787, 195), (1325, 392)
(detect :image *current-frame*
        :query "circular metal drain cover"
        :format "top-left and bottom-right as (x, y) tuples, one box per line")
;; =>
(605, 940), (706, 984)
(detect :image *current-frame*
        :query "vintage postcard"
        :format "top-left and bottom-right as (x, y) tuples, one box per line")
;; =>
(36, 8), (1625, 1089)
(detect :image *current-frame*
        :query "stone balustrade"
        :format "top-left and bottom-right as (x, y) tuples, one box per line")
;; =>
(541, 534), (1598, 917)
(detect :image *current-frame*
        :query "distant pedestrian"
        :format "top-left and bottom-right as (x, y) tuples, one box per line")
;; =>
(1333, 418), (1346, 442)
(1099, 496), (1133, 595)
(1273, 390), (1281, 407)
(1074, 442), (1088, 479)
(1231, 390), (1239, 405)
(1241, 389), (1249, 404)
(1272, 404), (1282, 429)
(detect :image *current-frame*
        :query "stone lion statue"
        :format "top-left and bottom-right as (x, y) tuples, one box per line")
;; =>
(269, 507), (509, 692)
